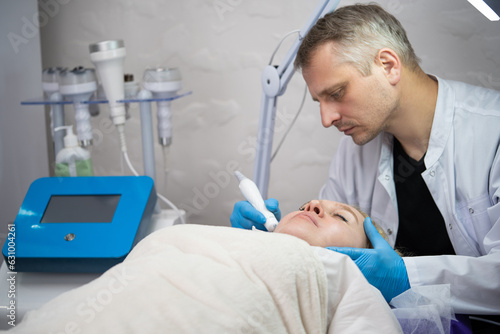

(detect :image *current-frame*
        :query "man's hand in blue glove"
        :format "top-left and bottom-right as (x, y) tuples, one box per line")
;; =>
(327, 217), (410, 302)
(230, 198), (281, 231)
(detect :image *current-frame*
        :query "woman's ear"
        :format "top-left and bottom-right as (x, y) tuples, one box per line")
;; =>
(375, 48), (401, 86)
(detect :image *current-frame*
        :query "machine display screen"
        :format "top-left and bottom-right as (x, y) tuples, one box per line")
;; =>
(41, 195), (121, 223)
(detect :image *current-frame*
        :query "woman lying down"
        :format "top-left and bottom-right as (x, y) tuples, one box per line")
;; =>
(278, 200), (458, 334)
(3, 200), (404, 334)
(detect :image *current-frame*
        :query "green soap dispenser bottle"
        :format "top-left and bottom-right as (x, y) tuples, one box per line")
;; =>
(54, 125), (94, 177)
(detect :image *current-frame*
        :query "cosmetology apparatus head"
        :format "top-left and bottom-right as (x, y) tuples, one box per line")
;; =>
(89, 40), (126, 126)
(89, 39), (128, 152)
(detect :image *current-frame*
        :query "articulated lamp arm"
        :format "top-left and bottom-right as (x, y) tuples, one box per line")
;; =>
(253, 0), (341, 198)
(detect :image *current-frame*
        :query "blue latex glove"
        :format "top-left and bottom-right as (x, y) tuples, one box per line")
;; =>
(327, 217), (410, 302)
(230, 198), (281, 231)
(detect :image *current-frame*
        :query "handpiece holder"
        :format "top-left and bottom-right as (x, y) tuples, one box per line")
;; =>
(23, 41), (192, 184)
(21, 91), (192, 106)
(21, 91), (191, 191)
(253, 0), (341, 198)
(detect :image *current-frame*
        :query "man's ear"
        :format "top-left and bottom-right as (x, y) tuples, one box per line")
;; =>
(376, 48), (401, 85)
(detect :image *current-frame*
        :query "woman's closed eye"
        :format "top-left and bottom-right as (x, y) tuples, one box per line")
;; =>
(333, 213), (348, 222)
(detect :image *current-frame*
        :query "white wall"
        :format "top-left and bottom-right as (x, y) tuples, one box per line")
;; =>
(0, 1), (48, 237)
(37, 0), (500, 227)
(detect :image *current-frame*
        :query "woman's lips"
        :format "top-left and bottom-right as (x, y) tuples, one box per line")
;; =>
(294, 212), (318, 227)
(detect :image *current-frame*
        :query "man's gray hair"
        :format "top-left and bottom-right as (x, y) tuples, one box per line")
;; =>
(294, 3), (421, 75)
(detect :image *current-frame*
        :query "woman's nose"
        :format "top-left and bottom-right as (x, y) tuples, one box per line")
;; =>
(305, 200), (324, 217)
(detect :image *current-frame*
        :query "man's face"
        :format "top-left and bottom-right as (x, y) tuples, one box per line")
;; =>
(302, 42), (399, 145)
(275, 200), (368, 248)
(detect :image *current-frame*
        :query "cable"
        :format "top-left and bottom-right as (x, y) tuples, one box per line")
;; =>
(268, 30), (300, 65)
(469, 316), (500, 327)
(267, 30), (308, 162)
(162, 146), (170, 196)
(121, 143), (186, 225)
(156, 192), (186, 225)
(122, 147), (140, 177)
(270, 83), (308, 162)
(117, 124), (127, 176)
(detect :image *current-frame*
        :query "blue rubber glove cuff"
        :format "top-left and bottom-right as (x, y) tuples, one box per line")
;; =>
(327, 217), (410, 302)
(230, 198), (281, 231)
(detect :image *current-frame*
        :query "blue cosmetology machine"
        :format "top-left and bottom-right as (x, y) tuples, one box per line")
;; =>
(254, 0), (341, 198)
(5, 40), (190, 273)
(2, 176), (156, 273)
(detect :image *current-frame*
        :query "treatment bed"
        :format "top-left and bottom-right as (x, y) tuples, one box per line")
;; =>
(1, 224), (402, 333)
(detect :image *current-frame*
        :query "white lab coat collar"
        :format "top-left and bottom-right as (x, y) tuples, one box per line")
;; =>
(424, 76), (455, 169)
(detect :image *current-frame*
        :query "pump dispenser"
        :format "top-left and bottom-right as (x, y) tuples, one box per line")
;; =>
(54, 125), (94, 177)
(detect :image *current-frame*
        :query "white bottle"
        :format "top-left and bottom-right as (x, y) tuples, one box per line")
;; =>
(54, 125), (94, 177)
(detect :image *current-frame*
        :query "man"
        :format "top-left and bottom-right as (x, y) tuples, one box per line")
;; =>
(231, 3), (500, 331)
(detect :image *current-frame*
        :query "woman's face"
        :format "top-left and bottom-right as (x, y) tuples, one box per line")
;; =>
(274, 200), (368, 248)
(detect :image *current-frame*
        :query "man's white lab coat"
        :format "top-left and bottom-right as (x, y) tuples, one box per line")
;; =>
(319, 76), (500, 315)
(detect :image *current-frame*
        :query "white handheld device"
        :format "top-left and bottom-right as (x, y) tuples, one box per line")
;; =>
(234, 171), (279, 232)
(89, 40), (126, 126)
(143, 67), (182, 147)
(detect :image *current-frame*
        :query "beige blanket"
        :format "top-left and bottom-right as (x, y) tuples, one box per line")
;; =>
(5, 225), (329, 333)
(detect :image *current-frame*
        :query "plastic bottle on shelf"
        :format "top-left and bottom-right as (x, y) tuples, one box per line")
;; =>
(54, 125), (94, 177)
